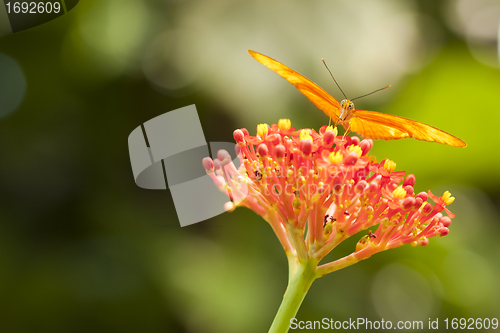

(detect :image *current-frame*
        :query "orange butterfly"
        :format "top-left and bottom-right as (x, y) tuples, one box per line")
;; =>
(248, 50), (466, 148)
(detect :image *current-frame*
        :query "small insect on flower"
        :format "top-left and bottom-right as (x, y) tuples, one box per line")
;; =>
(248, 50), (466, 148)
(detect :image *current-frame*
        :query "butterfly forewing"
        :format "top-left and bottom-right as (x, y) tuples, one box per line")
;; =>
(249, 50), (466, 148)
(248, 50), (341, 120)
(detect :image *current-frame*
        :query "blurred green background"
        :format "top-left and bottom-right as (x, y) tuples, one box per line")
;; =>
(0, 0), (499, 332)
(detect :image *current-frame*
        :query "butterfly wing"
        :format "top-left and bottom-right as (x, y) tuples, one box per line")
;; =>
(350, 110), (467, 147)
(248, 50), (340, 120)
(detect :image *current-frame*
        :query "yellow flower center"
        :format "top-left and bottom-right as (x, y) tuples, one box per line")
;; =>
(278, 119), (291, 130)
(329, 151), (343, 164)
(383, 159), (396, 172)
(299, 129), (313, 141)
(442, 191), (455, 205)
(257, 123), (269, 137)
(393, 186), (406, 199)
(348, 145), (363, 157)
(325, 125), (338, 136)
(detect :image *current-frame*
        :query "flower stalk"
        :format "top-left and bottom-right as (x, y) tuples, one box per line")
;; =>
(269, 260), (317, 333)
(203, 120), (455, 333)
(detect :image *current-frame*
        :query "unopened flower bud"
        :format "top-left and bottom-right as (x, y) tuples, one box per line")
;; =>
(355, 180), (368, 194)
(402, 197), (415, 209)
(344, 152), (359, 165)
(300, 139), (313, 156)
(422, 203), (433, 214)
(202, 157), (214, 173)
(233, 129), (245, 143)
(323, 130), (335, 146)
(403, 174), (416, 187)
(257, 144), (268, 157)
(441, 216), (452, 227)
(438, 227), (449, 236)
(415, 192), (428, 202)
(359, 139), (373, 155)
(275, 144), (286, 160)
(217, 149), (232, 164)
(403, 185), (414, 196)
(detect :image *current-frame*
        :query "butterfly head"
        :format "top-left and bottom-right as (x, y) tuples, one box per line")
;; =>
(339, 99), (355, 122)
(340, 99), (355, 112)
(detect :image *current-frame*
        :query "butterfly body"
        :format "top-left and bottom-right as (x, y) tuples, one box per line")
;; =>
(338, 99), (355, 124)
(248, 50), (466, 148)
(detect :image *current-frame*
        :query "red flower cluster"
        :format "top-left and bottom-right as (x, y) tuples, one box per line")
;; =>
(202, 120), (454, 274)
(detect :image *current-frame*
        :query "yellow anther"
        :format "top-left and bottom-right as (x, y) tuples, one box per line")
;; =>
(328, 151), (343, 164)
(278, 119), (291, 130)
(299, 129), (313, 141)
(257, 123), (269, 138)
(348, 145), (363, 157)
(393, 186), (406, 199)
(383, 159), (396, 172)
(442, 191), (455, 205)
(326, 125), (338, 136)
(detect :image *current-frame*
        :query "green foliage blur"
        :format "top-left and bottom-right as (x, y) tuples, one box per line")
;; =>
(0, 0), (499, 332)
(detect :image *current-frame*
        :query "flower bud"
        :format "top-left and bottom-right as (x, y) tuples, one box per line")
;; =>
(403, 185), (414, 197)
(269, 134), (281, 145)
(213, 158), (221, 171)
(438, 227), (449, 236)
(359, 139), (373, 155)
(343, 152), (359, 165)
(402, 197), (415, 210)
(414, 197), (423, 209)
(415, 192), (428, 202)
(300, 139), (313, 156)
(332, 176), (343, 194)
(257, 144), (268, 157)
(233, 129), (245, 143)
(323, 130), (335, 146)
(368, 181), (379, 193)
(355, 180), (368, 194)
(217, 149), (232, 164)
(422, 203), (433, 214)
(441, 216), (452, 227)
(202, 157), (214, 173)
(275, 144), (286, 160)
(403, 174), (416, 187)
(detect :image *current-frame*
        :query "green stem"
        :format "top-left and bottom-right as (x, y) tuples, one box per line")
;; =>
(268, 261), (317, 333)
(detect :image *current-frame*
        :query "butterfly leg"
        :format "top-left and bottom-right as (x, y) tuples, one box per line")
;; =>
(342, 123), (352, 140)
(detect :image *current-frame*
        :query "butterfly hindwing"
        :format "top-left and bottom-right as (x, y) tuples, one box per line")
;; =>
(351, 111), (467, 147)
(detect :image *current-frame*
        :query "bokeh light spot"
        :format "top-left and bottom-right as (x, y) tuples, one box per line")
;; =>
(371, 263), (436, 323)
(0, 53), (26, 118)
(441, 249), (497, 309)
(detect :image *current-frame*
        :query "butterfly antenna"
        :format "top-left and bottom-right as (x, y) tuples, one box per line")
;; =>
(351, 85), (391, 101)
(322, 58), (347, 99)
